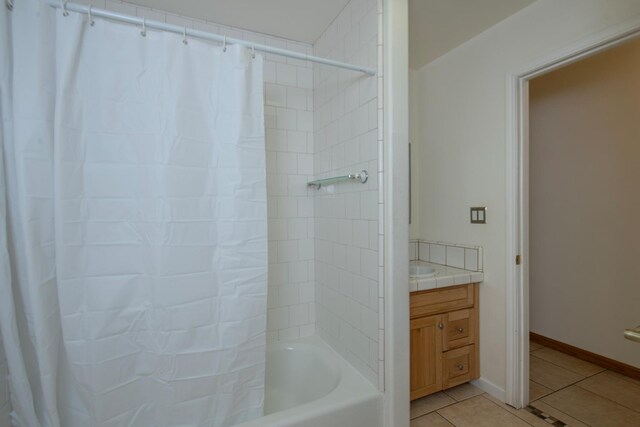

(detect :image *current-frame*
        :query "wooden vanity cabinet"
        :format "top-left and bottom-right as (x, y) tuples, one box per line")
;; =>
(410, 283), (479, 400)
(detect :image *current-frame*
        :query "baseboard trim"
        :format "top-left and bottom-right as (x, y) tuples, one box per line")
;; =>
(471, 377), (505, 402)
(530, 332), (640, 381)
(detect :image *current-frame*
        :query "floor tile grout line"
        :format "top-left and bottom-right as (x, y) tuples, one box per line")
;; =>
(534, 394), (597, 427)
(410, 388), (486, 420)
(572, 380), (640, 416)
(528, 379), (553, 402)
(479, 394), (540, 427)
(529, 391), (594, 427)
(606, 370), (640, 388)
(530, 342), (613, 377)
(530, 352), (602, 379)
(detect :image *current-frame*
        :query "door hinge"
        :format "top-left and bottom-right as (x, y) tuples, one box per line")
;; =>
(515, 255), (522, 265)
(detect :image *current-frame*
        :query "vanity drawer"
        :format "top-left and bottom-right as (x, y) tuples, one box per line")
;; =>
(443, 309), (476, 351)
(442, 345), (476, 389)
(410, 284), (474, 319)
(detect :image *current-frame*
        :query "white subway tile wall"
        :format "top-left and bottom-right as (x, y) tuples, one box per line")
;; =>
(70, 0), (317, 342)
(56, 0), (387, 391)
(413, 240), (483, 272)
(313, 0), (383, 388)
(0, 339), (9, 427)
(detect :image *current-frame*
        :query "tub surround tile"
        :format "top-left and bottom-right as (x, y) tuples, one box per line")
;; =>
(314, 0), (382, 389)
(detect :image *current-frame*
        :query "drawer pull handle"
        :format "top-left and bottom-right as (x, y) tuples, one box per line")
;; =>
(457, 327), (464, 333)
(438, 323), (444, 330)
(457, 364), (464, 370)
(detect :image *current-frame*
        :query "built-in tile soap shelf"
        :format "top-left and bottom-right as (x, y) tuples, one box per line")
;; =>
(410, 239), (483, 272)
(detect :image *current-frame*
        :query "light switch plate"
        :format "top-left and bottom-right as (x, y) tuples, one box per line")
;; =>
(470, 207), (487, 224)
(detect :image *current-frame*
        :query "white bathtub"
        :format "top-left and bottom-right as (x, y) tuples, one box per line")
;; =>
(236, 336), (382, 427)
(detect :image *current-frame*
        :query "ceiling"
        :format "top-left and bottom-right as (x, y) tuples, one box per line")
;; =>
(409, 0), (535, 70)
(125, 0), (351, 44)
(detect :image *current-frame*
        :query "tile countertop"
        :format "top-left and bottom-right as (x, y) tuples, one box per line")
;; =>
(409, 261), (484, 293)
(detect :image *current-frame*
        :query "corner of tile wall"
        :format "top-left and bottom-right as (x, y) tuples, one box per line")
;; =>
(313, 0), (382, 390)
(411, 239), (483, 272)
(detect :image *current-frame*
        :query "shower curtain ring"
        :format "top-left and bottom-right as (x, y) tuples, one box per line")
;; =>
(251, 41), (255, 59)
(6, 0), (13, 11)
(61, 0), (69, 16)
(222, 35), (227, 52)
(88, 6), (95, 26)
(140, 17), (147, 37)
(182, 27), (188, 45)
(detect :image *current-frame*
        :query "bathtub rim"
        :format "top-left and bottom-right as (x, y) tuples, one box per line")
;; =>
(234, 334), (381, 427)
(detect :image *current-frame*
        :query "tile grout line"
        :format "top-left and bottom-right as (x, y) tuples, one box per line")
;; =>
(529, 379), (553, 401)
(605, 370), (640, 388)
(524, 404), (569, 427)
(532, 393), (597, 427)
(410, 391), (485, 420)
(479, 394), (541, 427)
(573, 379), (640, 416)
(530, 352), (604, 379)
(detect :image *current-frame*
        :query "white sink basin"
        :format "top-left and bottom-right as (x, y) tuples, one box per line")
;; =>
(409, 264), (438, 278)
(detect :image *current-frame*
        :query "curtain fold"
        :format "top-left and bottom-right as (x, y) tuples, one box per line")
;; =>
(0, 2), (268, 426)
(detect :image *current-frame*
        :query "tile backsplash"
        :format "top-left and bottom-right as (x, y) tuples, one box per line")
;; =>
(410, 239), (483, 272)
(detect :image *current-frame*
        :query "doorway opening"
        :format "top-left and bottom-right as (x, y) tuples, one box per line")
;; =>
(506, 20), (640, 412)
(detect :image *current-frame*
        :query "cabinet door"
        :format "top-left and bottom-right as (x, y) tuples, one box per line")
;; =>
(410, 314), (443, 400)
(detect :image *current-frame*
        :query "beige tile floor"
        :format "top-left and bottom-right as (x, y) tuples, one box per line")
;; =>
(410, 341), (640, 426)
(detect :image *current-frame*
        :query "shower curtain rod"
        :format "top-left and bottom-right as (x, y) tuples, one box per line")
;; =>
(41, 0), (377, 76)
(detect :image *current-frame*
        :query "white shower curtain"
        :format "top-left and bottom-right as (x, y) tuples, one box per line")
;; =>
(0, 2), (268, 426)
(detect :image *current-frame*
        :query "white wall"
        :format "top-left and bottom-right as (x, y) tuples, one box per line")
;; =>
(313, 0), (384, 387)
(72, 0), (317, 342)
(0, 337), (10, 427)
(408, 68), (421, 239)
(411, 0), (640, 392)
(529, 38), (640, 367)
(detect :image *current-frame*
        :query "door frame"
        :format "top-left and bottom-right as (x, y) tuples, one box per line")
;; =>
(383, 0), (410, 426)
(505, 17), (640, 409)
